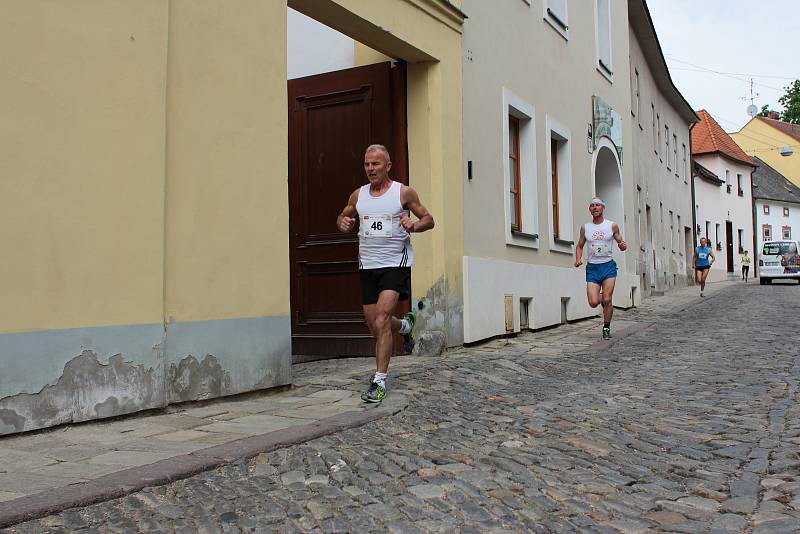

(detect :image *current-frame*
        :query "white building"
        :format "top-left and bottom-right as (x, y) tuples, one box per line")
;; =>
(461, 0), (642, 342)
(691, 110), (755, 282)
(627, 1), (697, 296)
(752, 156), (800, 260)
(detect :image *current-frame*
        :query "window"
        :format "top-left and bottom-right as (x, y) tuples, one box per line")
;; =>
(725, 170), (731, 194)
(737, 173), (743, 196)
(763, 224), (772, 241)
(669, 210), (674, 252)
(715, 223), (720, 248)
(738, 229), (743, 253)
(665, 125), (669, 167)
(682, 144), (687, 182)
(547, 116), (573, 251)
(651, 104), (656, 152)
(595, 0), (612, 78)
(673, 134), (678, 175)
(705, 221), (710, 240)
(509, 116), (521, 231)
(783, 226), (792, 240)
(545, 0), (568, 37)
(764, 204), (770, 214)
(551, 138), (560, 237)
(502, 89), (538, 248)
(657, 115), (661, 159)
(784, 207), (790, 217)
(632, 69), (640, 118)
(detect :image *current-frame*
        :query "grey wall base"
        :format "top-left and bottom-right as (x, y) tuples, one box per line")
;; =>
(0, 316), (291, 435)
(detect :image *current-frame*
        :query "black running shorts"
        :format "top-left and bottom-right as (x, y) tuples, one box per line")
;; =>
(359, 267), (411, 305)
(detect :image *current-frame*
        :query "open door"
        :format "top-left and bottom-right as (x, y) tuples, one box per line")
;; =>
(726, 221), (734, 272)
(288, 62), (409, 362)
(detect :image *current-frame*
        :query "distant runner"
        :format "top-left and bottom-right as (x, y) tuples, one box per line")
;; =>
(741, 250), (751, 282)
(575, 198), (628, 340)
(693, 237), (715, 297)
(336, 144), (434, 403)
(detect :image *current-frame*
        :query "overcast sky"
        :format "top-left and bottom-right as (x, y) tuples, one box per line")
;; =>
(647, 0), (800, 133)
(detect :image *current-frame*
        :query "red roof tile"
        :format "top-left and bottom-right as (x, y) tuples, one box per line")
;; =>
(755, 115), (800, 143)
(691, 109), (753, 166)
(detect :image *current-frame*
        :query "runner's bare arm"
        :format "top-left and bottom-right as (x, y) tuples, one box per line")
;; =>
(692, 250), (698, 267)
(611, 222), (628, 251)
(399, 185), (434, 233)
(574, 225), (586, 267)
(336, 189), (359, 233)
(709, 249), (715, 265)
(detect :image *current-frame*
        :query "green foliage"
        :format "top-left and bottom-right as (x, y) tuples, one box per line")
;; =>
(778, 80), (800, 124)
(758, 104), (774, 117)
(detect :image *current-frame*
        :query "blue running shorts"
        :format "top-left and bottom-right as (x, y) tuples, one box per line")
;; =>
(586, 259), (617, 285)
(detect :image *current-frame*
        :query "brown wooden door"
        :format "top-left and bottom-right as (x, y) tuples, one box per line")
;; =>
(288, 62), (408, 362)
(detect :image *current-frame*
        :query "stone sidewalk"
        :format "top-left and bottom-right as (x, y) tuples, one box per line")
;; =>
(0, 279), (734, 527)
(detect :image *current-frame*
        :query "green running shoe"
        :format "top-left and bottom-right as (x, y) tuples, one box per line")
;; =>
(602, 326), (611, 340)
(401, 311), (417, 353)
(361, 378), (386, 403)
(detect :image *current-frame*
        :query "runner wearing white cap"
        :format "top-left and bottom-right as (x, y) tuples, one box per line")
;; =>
(574, 198), (627, 340)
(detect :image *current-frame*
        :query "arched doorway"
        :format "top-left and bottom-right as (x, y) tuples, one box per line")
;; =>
(592, 138), (623, 232)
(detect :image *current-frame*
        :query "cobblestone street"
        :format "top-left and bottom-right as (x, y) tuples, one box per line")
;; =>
(7, 281), (800, 533)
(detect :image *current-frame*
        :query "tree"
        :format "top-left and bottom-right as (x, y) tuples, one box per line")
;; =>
(758, 104), (775, 117)
(778, 80), (800, 124)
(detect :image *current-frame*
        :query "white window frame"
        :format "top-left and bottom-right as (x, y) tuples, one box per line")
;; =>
(543, 0), (569, 40)
(502, 88), (538, 249)
(546, 115), (574, 254)
(783, 226), (792, 240)
(784, 207), (790, 217)
(594, 0), (613, 82)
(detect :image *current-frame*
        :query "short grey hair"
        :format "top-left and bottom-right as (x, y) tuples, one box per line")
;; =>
(365, 144), (391, 161)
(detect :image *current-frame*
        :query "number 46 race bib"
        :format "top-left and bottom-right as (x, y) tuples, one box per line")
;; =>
(361, 214), (392, 237)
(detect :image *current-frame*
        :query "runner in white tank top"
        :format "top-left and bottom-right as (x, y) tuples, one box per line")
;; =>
(337, 144), (435, 403)
(355, 180), (414, 269)
(575, 198), (628, 340)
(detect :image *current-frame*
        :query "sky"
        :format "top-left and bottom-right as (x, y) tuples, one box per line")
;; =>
(647, 0), (800, 133)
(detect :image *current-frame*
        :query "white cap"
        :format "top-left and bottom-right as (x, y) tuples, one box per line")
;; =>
(590, 197), (605, 206)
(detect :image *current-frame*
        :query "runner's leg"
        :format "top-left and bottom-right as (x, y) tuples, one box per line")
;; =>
(586, 283), (602, 309)
(373, 289), (400, 374)
(601, 277), (616, 324)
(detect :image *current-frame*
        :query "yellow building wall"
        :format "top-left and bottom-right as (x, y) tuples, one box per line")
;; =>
(732, 119), (800, 186)
(0, 0), (168, 333)
(164, 0), (289, 322)
(0, 0), (463, 435)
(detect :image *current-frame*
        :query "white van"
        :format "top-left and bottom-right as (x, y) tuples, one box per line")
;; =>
(759, 240), (800, 284)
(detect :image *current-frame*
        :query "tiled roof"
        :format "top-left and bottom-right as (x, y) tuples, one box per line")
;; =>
(755, 116), (800, 143)
(752, 156), (800, 204)
(691, 109), (754, 166)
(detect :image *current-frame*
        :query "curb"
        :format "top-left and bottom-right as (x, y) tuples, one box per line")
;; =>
(0, 398), (407, 528)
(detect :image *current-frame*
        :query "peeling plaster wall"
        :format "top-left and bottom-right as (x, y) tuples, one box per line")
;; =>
(164, 317), (292, 403)
(0, 324), (164, 434)
(0, 317), (291, 436)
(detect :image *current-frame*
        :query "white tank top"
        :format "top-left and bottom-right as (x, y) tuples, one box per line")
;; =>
(356, 180), (413, 269)
(585, 219), (615, 264)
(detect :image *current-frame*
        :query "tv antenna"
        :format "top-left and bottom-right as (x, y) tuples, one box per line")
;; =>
(741, 78), (759, 117)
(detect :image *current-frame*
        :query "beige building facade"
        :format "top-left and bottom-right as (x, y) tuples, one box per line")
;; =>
(0, 0), (464, 435)
(461, 0), (641, 343)
(627, 0), (698, 296)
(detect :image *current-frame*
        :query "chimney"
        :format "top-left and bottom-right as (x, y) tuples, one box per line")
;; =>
(768, 111), (780, 120)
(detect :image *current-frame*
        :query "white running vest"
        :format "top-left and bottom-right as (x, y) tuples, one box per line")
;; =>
(585, 219), (616, 264)
(356, 180), (413, 269)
